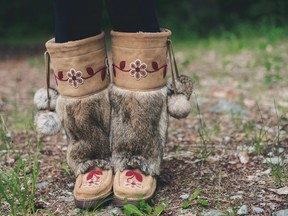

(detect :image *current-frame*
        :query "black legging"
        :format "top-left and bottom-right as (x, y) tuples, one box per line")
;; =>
(53, 0), (160, 43)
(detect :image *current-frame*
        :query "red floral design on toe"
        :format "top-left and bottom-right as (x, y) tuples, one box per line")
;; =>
(124, 170), (143, 190)
(81, 170), (103, 188)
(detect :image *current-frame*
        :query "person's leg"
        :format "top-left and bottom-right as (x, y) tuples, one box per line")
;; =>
(107, 0), (169, 205)
(53, 0), (102, 43)
(47, 0), (113, 209)
(106, 0), (160, 32)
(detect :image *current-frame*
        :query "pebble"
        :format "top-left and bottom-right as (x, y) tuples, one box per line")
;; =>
(223, 136), (230, 144)
(263, 157), (285, 166)
(277, 147), (285, 154)
(200, 209), (226, 216)
(35, 181), (48, 188)
(230, 191), (244, 200)
(237, 205), (248, 215)
(274, 209), (288, 216)
(210, 100), (249, 116)
(67, 182), (74, 189)
(180, 193), (190, 199)
(252, 206), (264, 214)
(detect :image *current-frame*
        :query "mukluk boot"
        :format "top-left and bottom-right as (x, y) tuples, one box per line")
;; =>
(45, 32), (113, 208)
(110, 29), (171, 205)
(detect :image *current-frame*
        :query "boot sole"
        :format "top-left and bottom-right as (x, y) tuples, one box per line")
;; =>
(113, 195), (153, 207)
(74, 193), (113, 209)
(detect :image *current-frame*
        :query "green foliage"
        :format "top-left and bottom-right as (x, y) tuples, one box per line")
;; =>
(0, 136), (40, 215)
(122, 200), (166, 216)
(0, 115), (11, 151)
(2, 0), (288, 42)
(269, 160), (288, 184)
(182, 188), (209, 209)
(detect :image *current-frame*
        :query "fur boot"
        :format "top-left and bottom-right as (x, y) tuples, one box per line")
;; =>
(46, 32), (111, 175)
(45, 32), (113, 208)
(110, 29), (171, 204)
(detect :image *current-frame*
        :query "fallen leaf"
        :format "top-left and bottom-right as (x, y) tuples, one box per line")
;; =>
(268, 186), (288, 195)
(238, 151), (249, 164)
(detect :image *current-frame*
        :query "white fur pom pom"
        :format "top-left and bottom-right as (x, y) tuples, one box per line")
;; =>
(168, 94), (192, 119)
(34, 88), (58, 110)
(34, 111), (61, 136)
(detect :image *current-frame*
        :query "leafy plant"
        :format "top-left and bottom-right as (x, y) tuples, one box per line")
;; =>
(0, 115), (11, 151)
(0, 133), (40, 215)
(195, 94), (211, 162)
(182, 188), (209, 209)
(123, 200), (166, 216)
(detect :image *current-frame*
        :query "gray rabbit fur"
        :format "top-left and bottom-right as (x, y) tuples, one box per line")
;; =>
(109, 86), (168, 176)
(56, 87), (111, 176)
(34, 75), (193, 177)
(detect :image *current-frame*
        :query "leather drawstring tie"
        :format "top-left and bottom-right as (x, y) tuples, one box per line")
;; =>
(167, 38), (180, 94)
(44, 51), (51, 111)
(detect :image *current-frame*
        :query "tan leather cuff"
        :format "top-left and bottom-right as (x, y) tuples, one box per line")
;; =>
(111, 29), (171, 91)
(45, 32), (110, 98)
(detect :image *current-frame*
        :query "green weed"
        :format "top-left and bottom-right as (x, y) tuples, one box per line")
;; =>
(0, 133), (40, 215)
(195, 94), (211, 162)
(0, 115), (11, 151)
(182, 188), (209, 209)
(122, 200), (166, 216)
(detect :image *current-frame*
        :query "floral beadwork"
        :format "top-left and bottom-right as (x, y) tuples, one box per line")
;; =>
(67, 68), (84, 88)
(129, 59), (147, 80)
(124, 170), (143, 190)
(112, 59), (167, 79)
(81, 170), (103, 188)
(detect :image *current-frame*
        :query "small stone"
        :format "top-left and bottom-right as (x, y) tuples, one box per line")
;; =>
(269, 186), (288, 195)
(35, 181), (48, 188)
(237, 205), (248, 215)
(230, 194), (243, 200)
(262, 168), (271, 174)
(263, 157), (284, 166)
(200, 209), (226, 216)
(63, 195), (74, 203)
(230, 191), (244, 200)
(252, 206), (264, 214)
(223, 136), (230, 144)
(74, 208), (82, 214)
(238, 151), (249, 164)
(67, 182), (74, 189)
(210, 100), (249, 116)
(274, 209), (288, 216)
(277, 147), (285, 154)
(6, 157), (15, 164)
(180, 193), (190, 199)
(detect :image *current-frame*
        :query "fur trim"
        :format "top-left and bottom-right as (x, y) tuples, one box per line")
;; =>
(168, 94), (192, 119)
(58, 87), (111, 176)
(167, 75), (193, 99)
(110, 85), (168, 176)
(34, 111), (61, 136)
(34, 88), (59, 110)
(72, 158), (111, 177)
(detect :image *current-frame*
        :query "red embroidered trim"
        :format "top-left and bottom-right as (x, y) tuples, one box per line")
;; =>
(124, 170), (143, 189)
(112, 60), (167, 79)
(125, 170), (143, 182)
(87, 170), (103, 180)
(54, 66), (107, 86)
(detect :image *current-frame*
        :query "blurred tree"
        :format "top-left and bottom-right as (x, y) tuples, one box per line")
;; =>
(0, 0), (287, 40)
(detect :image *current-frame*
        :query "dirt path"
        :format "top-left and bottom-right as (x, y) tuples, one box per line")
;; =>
(1, 39), (288, 215)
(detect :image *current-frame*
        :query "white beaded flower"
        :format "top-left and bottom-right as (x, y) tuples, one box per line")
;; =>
(67, 68), (84, 88)
(129, 59), (147, 80)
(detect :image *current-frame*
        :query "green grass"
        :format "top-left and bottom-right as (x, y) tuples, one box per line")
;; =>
(122, 200), (166, 216)
(0, 132), (40, 215)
